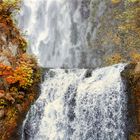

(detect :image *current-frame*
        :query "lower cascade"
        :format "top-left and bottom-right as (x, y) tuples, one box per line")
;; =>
(21, 64), (128, 140)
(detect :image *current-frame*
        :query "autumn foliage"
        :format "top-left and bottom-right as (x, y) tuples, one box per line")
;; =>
(0, 0), (37, 92)
(0, 0), (40, 131)
(0, 0), (27, 54)
(1, 54), (35, 89)
(0, 53), (39, 104)
(0, 1), (40, 140)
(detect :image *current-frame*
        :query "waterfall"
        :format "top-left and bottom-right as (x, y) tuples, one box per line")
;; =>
(21, 64), (127, 140)
(18, 0), (107, 68)
(18, 0), (129, 139)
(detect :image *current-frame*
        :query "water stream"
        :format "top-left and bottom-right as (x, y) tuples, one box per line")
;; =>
(18, 0), (106, 68)
(18, 0), (129, 139)
(21, 64), (127, 140)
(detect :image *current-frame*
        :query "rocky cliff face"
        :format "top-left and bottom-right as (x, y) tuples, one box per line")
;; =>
(122, 63), (140, 140)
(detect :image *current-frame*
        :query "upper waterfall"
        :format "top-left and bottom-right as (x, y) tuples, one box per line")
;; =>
(18, 0), (106, 68)
(21, 64), (128, 140)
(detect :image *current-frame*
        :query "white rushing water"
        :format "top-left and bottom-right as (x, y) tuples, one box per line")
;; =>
(18, 0), (107, 68)
(21, 64), (127, 140)
(18, 0), (129, 139)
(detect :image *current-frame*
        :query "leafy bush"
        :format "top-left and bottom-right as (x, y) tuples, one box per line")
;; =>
(0, 54), (37, 89)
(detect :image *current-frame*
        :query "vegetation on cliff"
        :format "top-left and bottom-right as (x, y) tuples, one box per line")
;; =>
(112, 1), (140, 139)
(90, 0), (140, 65)
(0, 0), (41, 139)
(106, 0), (140, 65)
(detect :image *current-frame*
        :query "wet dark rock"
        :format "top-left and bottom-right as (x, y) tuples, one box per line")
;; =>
(121, 62), (140, 139)
(85, 69), (92, 78)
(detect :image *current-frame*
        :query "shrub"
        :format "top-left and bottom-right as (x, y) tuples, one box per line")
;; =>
(0, 54), (37, 90)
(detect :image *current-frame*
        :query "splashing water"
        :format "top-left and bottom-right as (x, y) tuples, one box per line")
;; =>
(21, 64), (127, 140)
